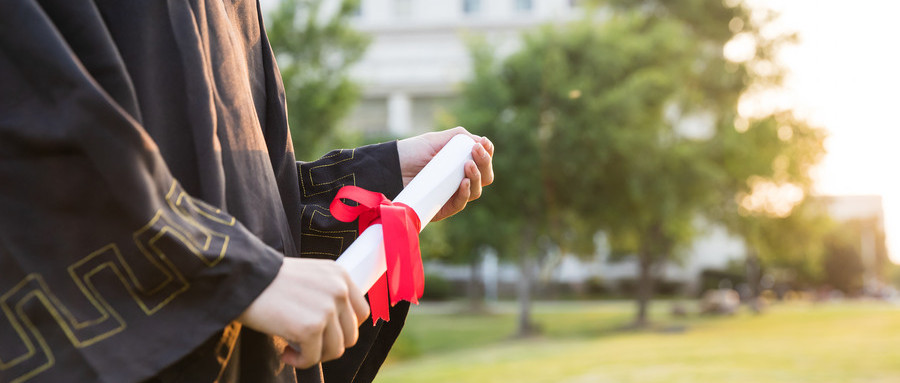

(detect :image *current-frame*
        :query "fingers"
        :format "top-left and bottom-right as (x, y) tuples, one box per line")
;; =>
(408, 128), (493, 194)
(345, 274), (370, 325)
(446, 126), (475, 142)
(321, 313), (345, 362)
(465, 160), (482, 201)
(340, 273), (366, 349)
(260, 259), (372, 370)
(281, 312), (344, 368)
(283, 322), (323, 369)
(458, 178), (471, 209)
(481, 136), (495, 157)
(280, 341), (303, 367)
(472, 136), (494, 188)
(454, 178), (471, 212)
(442, 177), (471, 221)
(427, 126), (481, 150)
(338, 300), (360, 348)
(462, 136), (494, 204)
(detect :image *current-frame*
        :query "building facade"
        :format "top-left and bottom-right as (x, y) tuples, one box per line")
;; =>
(343, 0), (583, 136)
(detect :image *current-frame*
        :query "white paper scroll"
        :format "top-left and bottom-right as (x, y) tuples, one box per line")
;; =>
(335, 134), (476, 291)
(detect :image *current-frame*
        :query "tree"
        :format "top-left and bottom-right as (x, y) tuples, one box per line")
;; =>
(606, 0), (827, 316)
(447, 12), (723, 330)
(443, 40), (543, 332)
(734, 198), (833, 308)
(533, 15), (720, 328)
(448, 0), (829, 330)
(265, 0), (369, 159)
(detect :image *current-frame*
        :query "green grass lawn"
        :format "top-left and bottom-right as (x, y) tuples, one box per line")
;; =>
(375, 300), (900, 383)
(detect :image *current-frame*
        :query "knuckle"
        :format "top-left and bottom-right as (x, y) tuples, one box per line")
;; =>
(295, 356), (315, 369)
(285, 323), (305, 343)
(294, 321), (325, 342)
(358, 305), (370, 321)
(315, 316), (330, 333)
(287, 329), (307, 345)
(346, 331), (359, 348)
(461, 180), (471, 194)
(324, 347), (346, 362)
(333, 267), (352, 289)
(336, 283), (350, 299)
(324, 305), (337, 320)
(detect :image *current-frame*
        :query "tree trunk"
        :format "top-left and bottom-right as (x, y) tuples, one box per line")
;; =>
(634, 252), (655, 328)
(517, 252), (538, 336)
(467, 256), (484, 312)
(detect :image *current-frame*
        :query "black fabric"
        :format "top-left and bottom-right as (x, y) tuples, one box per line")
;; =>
(0, 0), (405, 382)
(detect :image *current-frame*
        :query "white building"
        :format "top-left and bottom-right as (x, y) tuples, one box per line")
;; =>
(343, 0), (583, 136)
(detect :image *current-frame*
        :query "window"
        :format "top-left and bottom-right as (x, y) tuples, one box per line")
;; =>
(462, 0), (481, 15)
(514, 0), (533, 12)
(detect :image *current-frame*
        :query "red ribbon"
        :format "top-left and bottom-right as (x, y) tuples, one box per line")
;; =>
(330, 185), (424, 324)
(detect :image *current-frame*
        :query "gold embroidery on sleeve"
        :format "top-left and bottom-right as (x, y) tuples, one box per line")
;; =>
(0, 181), (239, 382)
(298, 206), (357, 258)
(1, 275), (55, 383)
(299, 149), (357, 198)
(298, 150), (362, 258)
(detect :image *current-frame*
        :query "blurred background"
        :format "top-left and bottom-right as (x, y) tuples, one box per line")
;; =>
(261, 0), (900, 381)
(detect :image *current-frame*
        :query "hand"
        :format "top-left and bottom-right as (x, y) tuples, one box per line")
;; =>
(236, 258), (370, 369)
(396, 126), (495, 221)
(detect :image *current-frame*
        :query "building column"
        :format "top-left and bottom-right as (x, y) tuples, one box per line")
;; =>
(387, 91), (412, 135)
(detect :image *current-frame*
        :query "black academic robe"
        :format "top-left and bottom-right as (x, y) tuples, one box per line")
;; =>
(0, 0), (408, 382)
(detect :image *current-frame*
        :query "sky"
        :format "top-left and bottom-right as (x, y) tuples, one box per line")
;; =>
(747, 0), (900, 262)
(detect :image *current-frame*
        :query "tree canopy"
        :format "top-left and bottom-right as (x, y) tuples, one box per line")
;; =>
(446, 0), (826, 327)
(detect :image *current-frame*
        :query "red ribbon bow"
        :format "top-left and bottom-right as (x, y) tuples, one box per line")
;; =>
(330, 185), (424, 324)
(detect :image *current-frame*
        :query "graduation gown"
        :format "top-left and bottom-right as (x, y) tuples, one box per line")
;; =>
(0, 0), (408, 382)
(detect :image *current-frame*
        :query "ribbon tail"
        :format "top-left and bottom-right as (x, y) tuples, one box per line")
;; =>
(397, 216), (420, 305)
(368, 273), (391, 324)
(410, 232), (424, 304)
(382, 205), (422, 306)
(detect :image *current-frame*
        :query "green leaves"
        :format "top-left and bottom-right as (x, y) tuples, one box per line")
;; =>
(443, 0), (826, 280)
(266, 0), (370, 158)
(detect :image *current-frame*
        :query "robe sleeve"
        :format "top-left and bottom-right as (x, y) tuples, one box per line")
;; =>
(0, 1), (283, 382)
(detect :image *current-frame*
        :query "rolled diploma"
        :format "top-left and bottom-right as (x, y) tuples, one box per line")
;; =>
(289, 134), (476, 351)
(335, 134), (476, 291)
